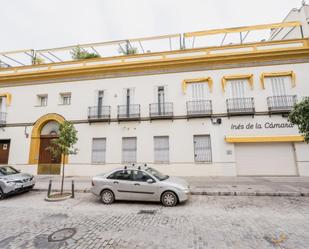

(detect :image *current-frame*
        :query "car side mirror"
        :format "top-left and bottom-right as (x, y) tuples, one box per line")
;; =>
(147, 179), (155, 184)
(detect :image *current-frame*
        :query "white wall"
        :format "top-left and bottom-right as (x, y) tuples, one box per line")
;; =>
(0, 62), (309, 176)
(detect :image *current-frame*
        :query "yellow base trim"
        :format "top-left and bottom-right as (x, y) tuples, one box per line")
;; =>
(182, 77), (213, 93)
(225, 135), (304, 143)
(261, 71), (296, 89)
(221, 74), (254, 92)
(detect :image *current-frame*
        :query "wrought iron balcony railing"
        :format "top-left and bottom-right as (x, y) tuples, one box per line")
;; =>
(226, 98), (255, 115)
(267, 95), (297, 113)
(186, 100), (212, 117)
(117, 104), (140, 120)
(0, 112), (7, 126)
(88, 106), (111, 121)
(149, 103), (173, 119)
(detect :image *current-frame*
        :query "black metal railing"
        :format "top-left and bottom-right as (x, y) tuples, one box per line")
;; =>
(226, 98), (255, 115)
(117, 104), (140, 120)
(267, 95), (297, 113)
(187, 100), (212, 117)
(88, 106), (111, 121)
(149, 102), (173, 119)
(0, 112), (7, 126)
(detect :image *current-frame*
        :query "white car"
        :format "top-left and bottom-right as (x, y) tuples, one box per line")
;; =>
(91, 165), (190, 207)
(0, 166), (35, 199)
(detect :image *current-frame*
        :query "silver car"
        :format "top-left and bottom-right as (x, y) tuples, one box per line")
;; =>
(0, 166), (35, 199)
(91, 165), (190, 206)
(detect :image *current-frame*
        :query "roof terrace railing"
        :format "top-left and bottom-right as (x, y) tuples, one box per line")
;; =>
(0, 21), (305, 72)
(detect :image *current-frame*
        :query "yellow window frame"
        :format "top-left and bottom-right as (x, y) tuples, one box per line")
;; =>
(260, 71), (296, 89)
(182, 77), (213, 94)
(0, 93), (12, 106)
(221, 74), (254, 92)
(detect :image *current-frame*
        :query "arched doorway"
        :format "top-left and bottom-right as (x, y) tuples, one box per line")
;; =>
(38, 121), (61, 174)
(28, 113), (66, 175)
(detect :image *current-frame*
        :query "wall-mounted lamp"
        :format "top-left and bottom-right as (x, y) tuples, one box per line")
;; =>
(24, 126), (29, 138)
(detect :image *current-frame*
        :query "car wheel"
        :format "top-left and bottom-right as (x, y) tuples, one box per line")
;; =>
(161, 191), (178, 207)
(0, 188), (4, 200)
(100, 189), (114, 204)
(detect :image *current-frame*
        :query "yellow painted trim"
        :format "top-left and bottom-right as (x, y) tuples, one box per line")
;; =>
(0, 39), (308, 86)
(0, 93), (12, 106)
(28, 113), (67, 164)
(185, 21), (302, 37)
(225, 135), (304, 143)
(221, 74), (254, 92)
(182, 77), (213, 93)
(260, 71), (296, 89)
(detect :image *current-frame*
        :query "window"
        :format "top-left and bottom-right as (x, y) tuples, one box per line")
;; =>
(227, 79), (250, 99)
(188, 83), (209, 100)
(268, 76), (289, 96)
(37, 95), (48, 106)
(122, 137), (137, 163)
(132, 170), (154, 182)
(60, 93), (71, 105)
(91, 138), (106, 164)
(123, 88), (134, 105)
(154, 136), (169, 163)
(107, 170), (133, 181)
(97, 90), (104, 106)
(193, 135), (212, 163)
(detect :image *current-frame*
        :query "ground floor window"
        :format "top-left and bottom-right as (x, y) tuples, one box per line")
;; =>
(92, 138), (106, 164)
(193, 135), (212, 162)
(122, 137), (137, 164)
(154, 136), (169, 163)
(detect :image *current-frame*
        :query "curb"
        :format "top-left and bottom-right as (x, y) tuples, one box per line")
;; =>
(31, 188), (309, 197)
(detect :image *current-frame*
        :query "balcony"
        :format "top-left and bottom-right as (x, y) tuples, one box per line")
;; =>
(226, 98), (255, 116)
(88, 106), (111, 122)
(267, 95), (297, 113)
(0, 112), (6, 126)
(187, 100), (212, 118)
(149, 103), (173, 120)
(117, 104), (140, 121)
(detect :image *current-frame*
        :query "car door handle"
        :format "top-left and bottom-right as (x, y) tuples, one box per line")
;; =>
(113, 181), (119, 184)
(134, 183), (140, 186)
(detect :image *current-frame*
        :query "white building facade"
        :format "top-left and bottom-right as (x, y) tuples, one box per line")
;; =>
(0, 5), (309, 177)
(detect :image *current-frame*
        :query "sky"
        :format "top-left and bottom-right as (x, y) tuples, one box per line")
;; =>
(0, 0), (304, 52)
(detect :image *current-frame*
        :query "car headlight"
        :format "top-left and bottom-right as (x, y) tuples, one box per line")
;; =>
(5, 181), (16, 186)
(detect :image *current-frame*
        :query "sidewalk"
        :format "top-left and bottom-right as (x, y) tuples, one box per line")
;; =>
(33, 175), (309, 197)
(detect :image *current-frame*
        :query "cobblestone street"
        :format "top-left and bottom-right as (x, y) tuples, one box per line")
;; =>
(1, 192), (309, 249)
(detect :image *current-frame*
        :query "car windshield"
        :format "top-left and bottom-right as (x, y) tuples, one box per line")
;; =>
(0, 166), (19, 175)
(145, 167), (169, 181)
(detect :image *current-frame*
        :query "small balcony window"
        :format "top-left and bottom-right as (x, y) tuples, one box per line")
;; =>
(149, 102), (173, 119)
(226, 98), (255, 115)
(267, 95), (297, 113)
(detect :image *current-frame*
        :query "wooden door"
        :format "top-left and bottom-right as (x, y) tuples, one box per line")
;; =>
(0, 140), (10, 164)
(38, 137), (61, 175)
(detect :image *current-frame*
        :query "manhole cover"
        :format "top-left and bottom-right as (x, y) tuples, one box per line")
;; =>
(138, 210), (157, 215)
(48, 228), (76, 242)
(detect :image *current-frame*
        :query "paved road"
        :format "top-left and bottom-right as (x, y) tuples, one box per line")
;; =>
(0, 192), (309, 249)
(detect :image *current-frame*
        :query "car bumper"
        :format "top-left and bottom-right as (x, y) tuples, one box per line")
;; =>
(4, 181), (35, 195)
(177, 189), (190, 203)
(90, 186), (101, 197)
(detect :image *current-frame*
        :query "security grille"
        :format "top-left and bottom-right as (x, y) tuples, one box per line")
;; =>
(92, 138), (106, 164)
(122, 137), (137, 163)
(270, 77), (287, 96)
(193, 135), (212, 162)
(154, 136), (169, 163)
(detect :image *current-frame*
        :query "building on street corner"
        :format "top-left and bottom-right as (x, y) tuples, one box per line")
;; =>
(0, 4), (309, 177)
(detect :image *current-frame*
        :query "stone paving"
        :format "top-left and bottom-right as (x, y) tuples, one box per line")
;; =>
(1, 192), (309, 248)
